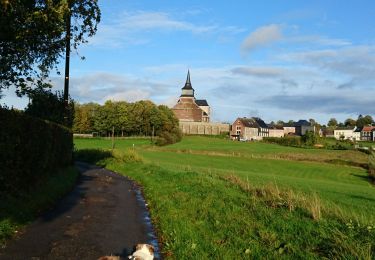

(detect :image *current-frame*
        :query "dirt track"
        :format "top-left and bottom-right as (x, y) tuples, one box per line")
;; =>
(0, 162), (160, 260)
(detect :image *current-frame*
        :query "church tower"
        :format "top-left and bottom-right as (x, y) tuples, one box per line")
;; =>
(180, 70), (195, 97)
(172, 70), (210, 122)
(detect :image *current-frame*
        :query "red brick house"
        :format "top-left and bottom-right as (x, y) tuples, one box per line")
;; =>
(231, 117), (269, 141)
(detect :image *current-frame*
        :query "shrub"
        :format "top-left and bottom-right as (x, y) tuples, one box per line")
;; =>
(156, 130), (182, 146)
(263, 136), (301, 147)
(301, 131), (318, 146)
(0, 108), (73, 196)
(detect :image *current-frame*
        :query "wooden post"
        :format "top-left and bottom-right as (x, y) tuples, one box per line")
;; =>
(63, 2), (71, 126)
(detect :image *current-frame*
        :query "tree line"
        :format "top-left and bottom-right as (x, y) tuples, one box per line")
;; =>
(327, 115), (374, 129)
(73, 100), (182, 144)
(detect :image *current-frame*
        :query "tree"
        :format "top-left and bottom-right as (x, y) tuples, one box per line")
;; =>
(344, 118), (356, 127)
(276, 120), (285, 127)
(327, 118), (338, 128)
(25, 88), (74, 127)
(0, 0), (100, 96)
(356, 114), (374, 128)
(309, 118), (316, 126)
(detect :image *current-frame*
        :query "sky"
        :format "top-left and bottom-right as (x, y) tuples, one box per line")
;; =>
(2, 0), (375, 124)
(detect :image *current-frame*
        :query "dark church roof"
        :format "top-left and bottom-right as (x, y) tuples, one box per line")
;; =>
(196, 99), (208, 106)
(181, 70), (194, 90)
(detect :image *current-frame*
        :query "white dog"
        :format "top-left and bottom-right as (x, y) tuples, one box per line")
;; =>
(128, 243), (155, 260)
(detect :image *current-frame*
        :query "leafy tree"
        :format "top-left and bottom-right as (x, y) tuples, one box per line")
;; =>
(25, 88), (74, 127)
(356, 114), (374, 128)
(0, 0), (100, 96)
(301, 131), (318, 146)
(276, 120), (284, 127)
(309, 118), (316, 126)
(327, 118), (338, 128)
(344, 118), (356, 127)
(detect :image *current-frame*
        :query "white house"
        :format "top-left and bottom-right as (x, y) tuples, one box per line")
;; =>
(334, 127), (356, 141)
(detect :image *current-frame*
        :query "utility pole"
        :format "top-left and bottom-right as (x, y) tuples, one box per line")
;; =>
(63, 2), (71, 126)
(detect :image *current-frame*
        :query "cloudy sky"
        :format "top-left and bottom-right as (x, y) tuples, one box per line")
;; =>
(3, 0), (375, 124)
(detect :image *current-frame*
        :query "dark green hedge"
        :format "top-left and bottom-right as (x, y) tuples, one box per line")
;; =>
(263, 136), (302, 147)
(0, 108), (73, 196)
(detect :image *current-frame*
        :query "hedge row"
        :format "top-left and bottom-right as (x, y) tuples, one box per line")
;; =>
(263, 136), (302, 147)
(0, 108), (73, 196)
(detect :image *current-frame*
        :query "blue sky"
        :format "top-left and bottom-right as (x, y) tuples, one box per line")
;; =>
(3, 0), (375, 124)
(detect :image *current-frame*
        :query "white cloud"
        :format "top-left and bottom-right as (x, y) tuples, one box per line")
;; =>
(89, 11), (244, 48)
(104, 89), (150, 102)
(241, 24), (283, 53)
(231, 66), (285, 78)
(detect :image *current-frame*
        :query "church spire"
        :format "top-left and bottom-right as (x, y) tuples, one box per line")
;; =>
(182, 70), (193, 90)
(186, 70), (191, 85)
(180, 70), (195, 97)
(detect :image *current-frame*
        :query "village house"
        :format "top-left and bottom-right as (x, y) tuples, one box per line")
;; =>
(231, 117), (269, 141)
(268, 126), (284, 138)
(294, 120), (315, 136)
(361, 126), (375, 141)
(334, 127), (356, 140)
(283, 125), (296, 136)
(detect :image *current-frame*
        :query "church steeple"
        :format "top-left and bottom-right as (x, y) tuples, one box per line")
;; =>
(181, 70), (195, 97)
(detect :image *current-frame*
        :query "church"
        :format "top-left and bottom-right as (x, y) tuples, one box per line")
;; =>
(171, 71), (230, 135)
(172, 71), (210, 122)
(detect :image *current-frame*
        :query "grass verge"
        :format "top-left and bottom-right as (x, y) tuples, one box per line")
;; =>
(0, 166), (79, 246)
(107, 162), (375, 259)
(74, 147), (375, 259)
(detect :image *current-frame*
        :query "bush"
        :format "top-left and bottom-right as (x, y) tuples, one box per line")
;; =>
(263, 136), (301, 147)
(0, 108), (73, 196)
(155, 130), (182, 146)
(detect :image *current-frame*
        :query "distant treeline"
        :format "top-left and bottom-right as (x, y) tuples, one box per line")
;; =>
(73, 100), (182, 145)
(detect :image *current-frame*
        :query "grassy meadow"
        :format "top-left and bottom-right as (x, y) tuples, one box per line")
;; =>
(74, 136), (375, 259)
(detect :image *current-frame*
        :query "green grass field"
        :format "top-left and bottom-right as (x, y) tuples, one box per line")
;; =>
(74, 137), (375, 259)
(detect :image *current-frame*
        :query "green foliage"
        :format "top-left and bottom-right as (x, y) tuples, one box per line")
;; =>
(75, 136), (375, 259)
(0, 0), (101, 95)
(0, 108), (73, 196)
(327, 118), (338, 128)
(25, 88), (74, 127)
(0, 166), (78, 245)
(344, 118), (357, 127)
(73, 100), (182, 145)
(263, 136), (302, 147)
(356, 114), (374, 128)
(301, 131), (318, 146)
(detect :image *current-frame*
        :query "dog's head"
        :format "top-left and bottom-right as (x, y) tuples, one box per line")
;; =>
(128, 244), (155, 260)
(135, 244), (154, 255)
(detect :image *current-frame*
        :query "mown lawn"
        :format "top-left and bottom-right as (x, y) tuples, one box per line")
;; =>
(74, 136), (375, 259)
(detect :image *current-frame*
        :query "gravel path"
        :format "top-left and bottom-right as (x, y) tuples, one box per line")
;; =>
(0, 162), (160, 260)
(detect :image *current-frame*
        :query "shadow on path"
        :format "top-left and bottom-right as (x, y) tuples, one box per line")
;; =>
(0, 162), (161, 260)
